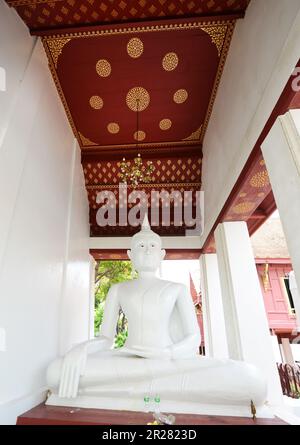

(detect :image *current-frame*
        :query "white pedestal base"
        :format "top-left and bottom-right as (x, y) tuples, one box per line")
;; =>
(46, 394), (274, 419)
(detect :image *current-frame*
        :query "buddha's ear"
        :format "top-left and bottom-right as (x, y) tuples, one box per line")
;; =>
(161, 249), (166, 260)
(127, 249), (131, 260)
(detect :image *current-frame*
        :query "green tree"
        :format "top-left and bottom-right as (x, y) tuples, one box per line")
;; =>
(94, 260), (137, 348)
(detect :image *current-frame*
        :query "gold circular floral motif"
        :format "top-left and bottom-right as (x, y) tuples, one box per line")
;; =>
(159, 119), (172, 130)
(96, 59), (111, 77)
(126, 87), (150, 112)
(173, 89), (188, 104)
(162, 52), (179, 71)
(250, 170), (270, 188)
(233, 202), (256, 215)
(89, 95), (103, 109)
(107, 122), (120, 134)
(127, 37), (144, 58)
(134, 130), (146, 141)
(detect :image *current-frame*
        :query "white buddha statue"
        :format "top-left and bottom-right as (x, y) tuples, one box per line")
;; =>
(46, 216), (269, 417)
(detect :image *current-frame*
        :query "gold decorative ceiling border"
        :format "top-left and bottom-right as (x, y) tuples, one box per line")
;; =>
(44, 46), (81, 145)
(78, 132), (97, 147)
(47, 38), (71, 69)
(42, 18), (236, 150)
(81, 140), (201, 151)
(86, 182), (202, 190)
(201, 25), (228, 57)
(199, 21), (235, 143)
(183, 126), (203, 141)
(42, 19), (235, 40)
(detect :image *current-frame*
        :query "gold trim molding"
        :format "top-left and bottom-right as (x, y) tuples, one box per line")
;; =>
(200, 21), (235, 143)
(183, 126), (203, 141)
(79, 132), (97, 147)
(42, 19), (234, 41)
(81, 140), (200, 151)
(201, 25), (228, 57)
(46, 56), (80, 143)
(47, 38), (71, 68)
(86, 182), (202, 190)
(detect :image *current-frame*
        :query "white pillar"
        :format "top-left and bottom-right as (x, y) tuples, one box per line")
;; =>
(262, 110), (300, 329)
(199, 254), (228, 359)
(215, 221), (282, 405)
(281, 338), (295, 366)
(270, 335), (283, 364)
(89, 255), (96, 340)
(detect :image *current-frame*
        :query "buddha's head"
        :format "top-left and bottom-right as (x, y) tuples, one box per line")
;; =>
(127, 214), (166, 273)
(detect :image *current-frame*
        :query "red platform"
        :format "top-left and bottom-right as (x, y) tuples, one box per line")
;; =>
(17, 404), (287, 426)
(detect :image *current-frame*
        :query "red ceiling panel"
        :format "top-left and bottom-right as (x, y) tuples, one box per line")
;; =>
(42, 17), (236, 152)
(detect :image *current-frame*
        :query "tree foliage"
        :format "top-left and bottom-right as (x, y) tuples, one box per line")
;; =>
(94, 260), (137, 347)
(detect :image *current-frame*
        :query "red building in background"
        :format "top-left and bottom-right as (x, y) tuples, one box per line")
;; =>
(251, 214), (299, 365)
(256, 260), (297, 336)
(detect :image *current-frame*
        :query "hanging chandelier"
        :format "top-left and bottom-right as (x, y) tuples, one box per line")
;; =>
(119, 98), (155, 187)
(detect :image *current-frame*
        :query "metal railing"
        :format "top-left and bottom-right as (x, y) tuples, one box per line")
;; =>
(277, 363), (300, 399)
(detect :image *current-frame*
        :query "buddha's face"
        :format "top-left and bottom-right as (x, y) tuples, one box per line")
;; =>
(127, 231), (165, 273)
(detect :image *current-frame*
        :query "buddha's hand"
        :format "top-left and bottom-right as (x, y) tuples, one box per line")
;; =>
(127, 345), (172, 360)
(58, 343), (88, 398)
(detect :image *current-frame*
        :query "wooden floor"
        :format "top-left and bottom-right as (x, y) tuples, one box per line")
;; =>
(17, 404), (288, 425)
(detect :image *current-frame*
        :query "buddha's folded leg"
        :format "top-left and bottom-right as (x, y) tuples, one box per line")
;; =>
(80, 357), (266, 407)
(47, 351), (267, 406)
(47, 350), (200, 390)
(135, 361), (267, 406)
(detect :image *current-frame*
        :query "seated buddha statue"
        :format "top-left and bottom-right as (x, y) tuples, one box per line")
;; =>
(46, 216), (269, 417)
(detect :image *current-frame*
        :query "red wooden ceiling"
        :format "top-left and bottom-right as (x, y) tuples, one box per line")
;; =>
(8, 0), (252, 238)
(38, 15), (239, 236)
(42, 17), (236, 152)
(204, 151), (275, 253)
(6, 0), (250, 31)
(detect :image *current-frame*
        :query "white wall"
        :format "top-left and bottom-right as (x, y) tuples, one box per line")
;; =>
(201, 0), (300, 245)
(271, 336), (283, 364)
(0, 3), (90, 424)
(0, 5), (35, 147)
